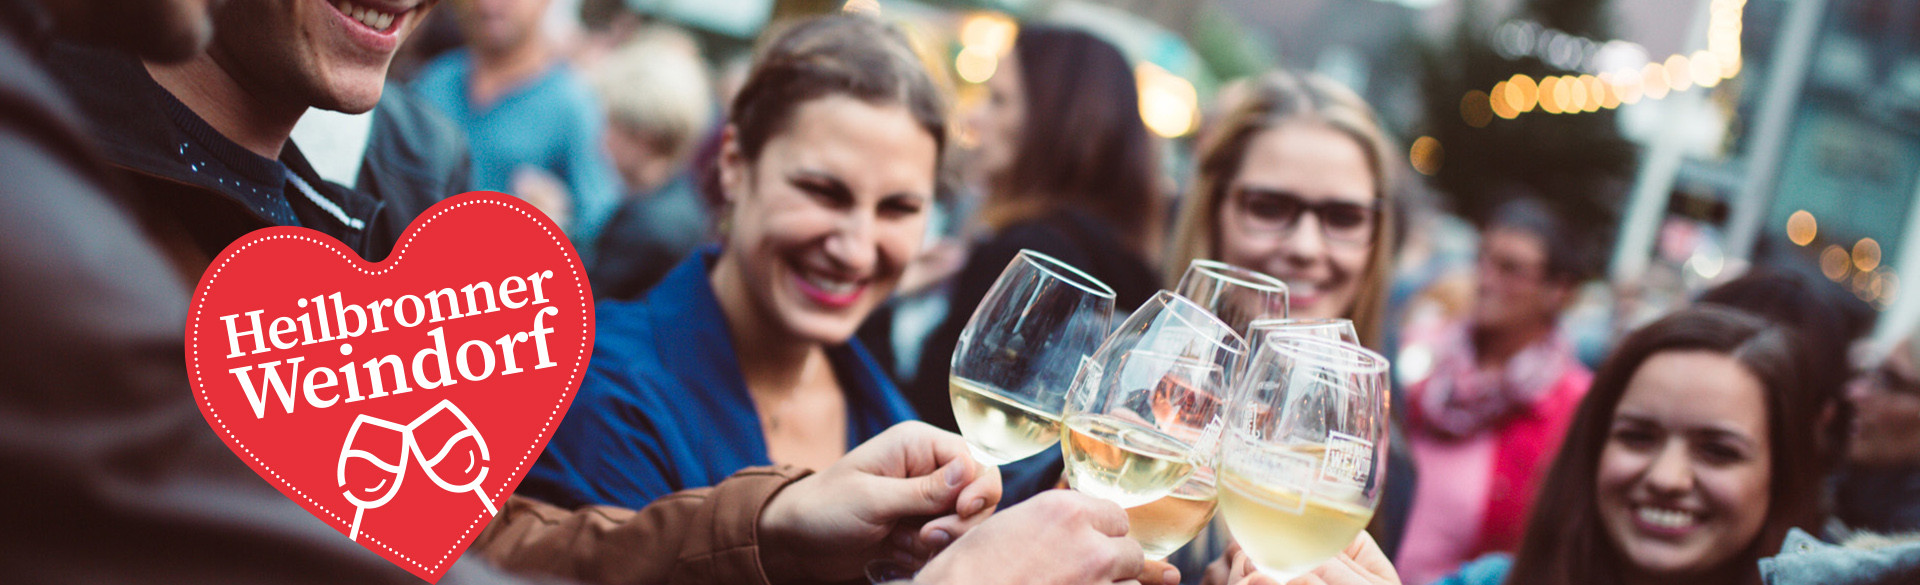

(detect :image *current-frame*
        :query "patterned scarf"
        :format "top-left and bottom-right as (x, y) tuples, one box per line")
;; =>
(1413, 322), (1579, 439)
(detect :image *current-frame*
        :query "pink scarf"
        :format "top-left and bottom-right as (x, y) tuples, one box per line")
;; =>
(1413, 322), (1580, 439)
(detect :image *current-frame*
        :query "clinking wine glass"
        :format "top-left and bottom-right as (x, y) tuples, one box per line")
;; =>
(1063, 291), (1245, 518)
(338, 415), (410, 541)
(1174, 259), (1289, 336)
(409, 400), (496, 515)
(1217, 334), (1390, 581)
(949, 249), (1117, 465)
(1245, 318), (1359, 367)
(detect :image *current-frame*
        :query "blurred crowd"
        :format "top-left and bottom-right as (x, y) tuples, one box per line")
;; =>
(4, 0), (1918, 584)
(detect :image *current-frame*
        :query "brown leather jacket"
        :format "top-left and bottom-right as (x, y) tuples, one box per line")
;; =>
(479, 467), (811, 585)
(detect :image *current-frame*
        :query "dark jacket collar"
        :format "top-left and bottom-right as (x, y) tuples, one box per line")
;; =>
(44, 41), (391, 258)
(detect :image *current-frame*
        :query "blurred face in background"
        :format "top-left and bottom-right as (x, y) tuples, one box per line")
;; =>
(207, 0), (439, 113)
(966, 52), (1025, 183)
(456, 0), (550, 57)
(715, 95), (936, 346)
(1471, 227), (1570, 333)
(1597, 350), (1772, 580)
(1846, 340), (1920, 467)
(1215, 121), (1377, 320)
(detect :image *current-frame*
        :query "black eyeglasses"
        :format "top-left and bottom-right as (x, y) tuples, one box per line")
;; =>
(1228, 186), (1378, 244)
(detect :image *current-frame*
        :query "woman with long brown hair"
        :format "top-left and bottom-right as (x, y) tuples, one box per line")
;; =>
(906, 24), (1162, 437)
(1434, 306), (1827, 585)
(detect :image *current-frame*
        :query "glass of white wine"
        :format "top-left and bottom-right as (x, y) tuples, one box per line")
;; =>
(950, 249), (1117, 465)
(1174, 259), (1289, 336)
(1217, 334), (1389, 581)
(1244, 318), (1359, 366)
(1062, 291), (1245, 512)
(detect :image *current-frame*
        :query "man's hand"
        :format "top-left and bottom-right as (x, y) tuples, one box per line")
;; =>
(758, 422), (1001, 583)
(1224, 532), (1401, 585)
(913, 490), (1159, 585)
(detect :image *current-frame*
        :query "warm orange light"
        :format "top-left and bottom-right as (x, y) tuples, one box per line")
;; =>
(1581, 75), (1606, 112)
(1787, 210), (1817, 246)
(1616, 71), (1645, 104)
(1855, 238), (1884, 272)
(1537, 76), (1563, 114)
(1462, 90), (1494, 127)
(1597, 73), (1623, 109)
(1410, 136), (1444, 175)
(1508, 74), (1539, 112)
(1566, 75), (1590, 112)
(1643, 63), (1671, 100)
(1822, 245), (1852, 281)
(1490, 81), (1520, 119)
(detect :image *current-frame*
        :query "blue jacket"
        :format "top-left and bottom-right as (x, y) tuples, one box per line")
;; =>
(1761, 528), (1920, 585)
(520, 248), (916, 510)
(1430, 554), (1511, 585)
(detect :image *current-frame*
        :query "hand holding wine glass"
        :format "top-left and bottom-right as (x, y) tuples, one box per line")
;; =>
(1217, 334), (1390, 582)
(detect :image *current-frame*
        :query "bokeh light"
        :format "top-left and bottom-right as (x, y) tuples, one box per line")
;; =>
(1411, 136), (1444, 175)
(955, 46), (998, 84)
(1567, 75), (1590, 112)
(1691, 50), (1724, 88)
(1786, 210), (1817, 246)
(1490, 81), (1520, 119)
(1508, 74), (1539, 112)
(1665, 54), (1694, 91)
(1854, 238), (1883, 272)
(1136, 62), (1198, 138)
(1643, 62), (1672, 100)
(1822, 245), (1852, 281)
(1462, 90), (1494, 127)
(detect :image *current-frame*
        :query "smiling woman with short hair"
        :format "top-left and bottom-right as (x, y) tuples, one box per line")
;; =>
(518, 14), (950, 511)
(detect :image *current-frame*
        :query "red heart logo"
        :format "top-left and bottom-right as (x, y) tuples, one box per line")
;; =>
(183, 192), (593, 582)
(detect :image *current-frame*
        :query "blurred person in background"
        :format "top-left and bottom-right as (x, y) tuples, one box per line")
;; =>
(414, 0), (619, 253)
(906, 23), (1162, 438)
(585, 24), (718, 300)
(1698, 270), (1872, 465)
(1831, 327), (1920, 535)
(1398, 197), (1593, 585)
(1434, 306), (1826, 585)
(1168, 70), (1415, 582)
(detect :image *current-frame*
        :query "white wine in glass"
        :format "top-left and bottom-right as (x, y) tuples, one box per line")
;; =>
(1063, 291), (1244, 511)
(950, 250), (1116, 465)
(1218, 335), (1389, 581)
(1125, 469), (1218, 560)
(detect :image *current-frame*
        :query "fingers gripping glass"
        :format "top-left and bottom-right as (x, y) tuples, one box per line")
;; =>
(950, 250), (1118, 465)
(1230, 187), (1378, 244)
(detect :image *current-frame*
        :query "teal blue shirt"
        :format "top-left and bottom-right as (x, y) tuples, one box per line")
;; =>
(1432, 554), (1512, 585)
(412, 51), (619, 255)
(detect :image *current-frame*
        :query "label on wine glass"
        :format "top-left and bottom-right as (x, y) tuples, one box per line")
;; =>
(1318, 432), (1373, 494)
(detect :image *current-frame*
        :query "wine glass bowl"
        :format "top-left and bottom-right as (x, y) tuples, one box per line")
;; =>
(949, 250), (1117, 465)
(1063, 291), (1246, 509)
(1217, 334), (1389, 581)
(1173, 259), (1288, 336)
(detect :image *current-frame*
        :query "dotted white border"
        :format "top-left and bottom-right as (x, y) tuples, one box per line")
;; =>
(185, 195), (590, 576)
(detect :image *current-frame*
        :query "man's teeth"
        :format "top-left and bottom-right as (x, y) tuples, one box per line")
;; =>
(803, 273), (858, 296)
(336, 1), (398, 30)
(1637, 507), (1697, 529)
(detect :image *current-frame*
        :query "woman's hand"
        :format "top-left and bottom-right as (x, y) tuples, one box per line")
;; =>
(1220, 532), (1401, 585)
(758, 421), (1001, 582)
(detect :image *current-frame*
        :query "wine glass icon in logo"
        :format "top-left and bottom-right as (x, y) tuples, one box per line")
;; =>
(408, 401), (495, 515)
(337, 415), (410, 541)
(335, 399), (496, 541)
